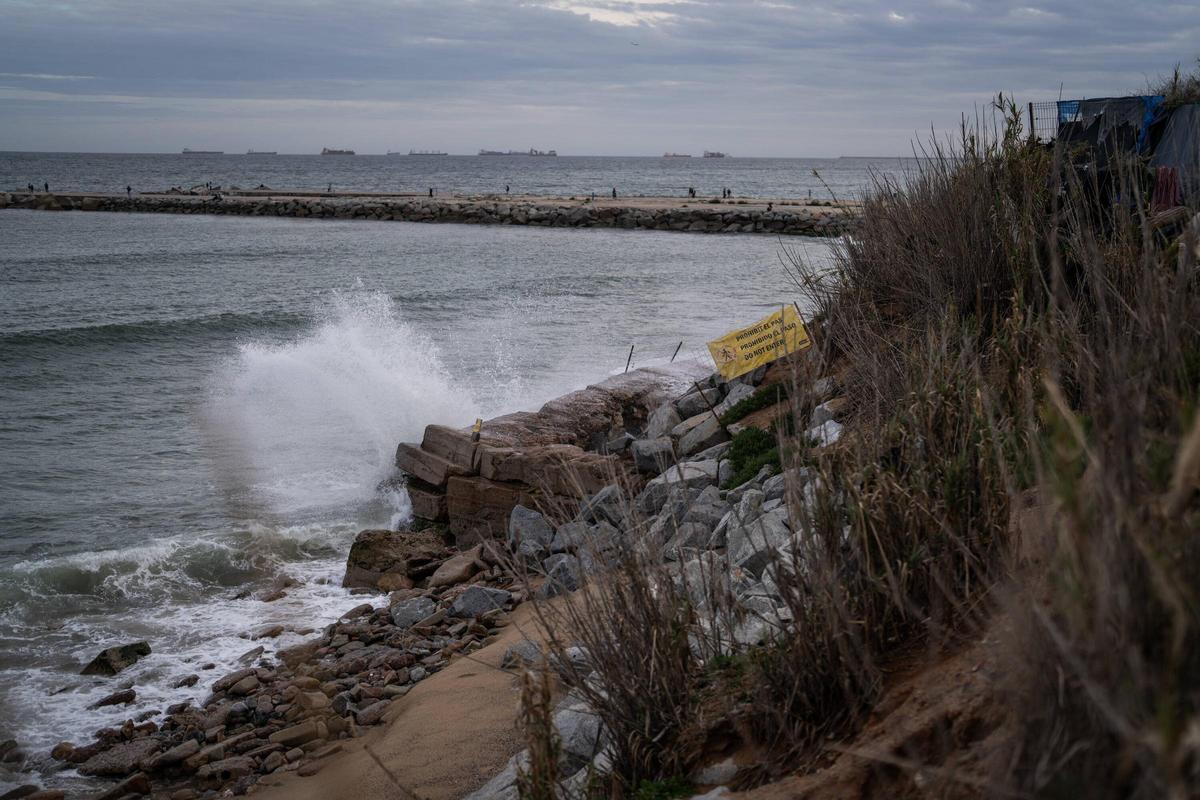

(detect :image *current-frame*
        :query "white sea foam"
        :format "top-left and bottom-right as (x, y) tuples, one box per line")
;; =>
(205, 288), (477, 518)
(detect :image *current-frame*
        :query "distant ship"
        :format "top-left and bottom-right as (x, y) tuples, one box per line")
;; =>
(663, 152), (691, 158)
(246, 149), (277, 155)
(321, 147), (355, 156)
(478, 148), (557, 156)
(182, 148), (223, 155)
(394, 149), (448, 156)
(703, 151), (727, 158)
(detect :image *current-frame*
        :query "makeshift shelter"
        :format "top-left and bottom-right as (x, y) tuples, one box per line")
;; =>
(1150, 103), (1200, 205)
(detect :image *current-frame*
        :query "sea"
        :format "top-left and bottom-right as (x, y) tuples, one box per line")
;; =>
(0, 153), (890, 793)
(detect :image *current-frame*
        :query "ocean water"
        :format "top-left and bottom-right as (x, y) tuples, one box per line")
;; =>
(0, 206), (837, 792)
(0, 152), (908, 201)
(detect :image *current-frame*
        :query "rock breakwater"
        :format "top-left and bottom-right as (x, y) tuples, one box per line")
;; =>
(0, 191), (857, 236)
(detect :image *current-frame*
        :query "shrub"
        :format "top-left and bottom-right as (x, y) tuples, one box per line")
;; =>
(721, 427), (780, 488)
(719, 383), (789, 425)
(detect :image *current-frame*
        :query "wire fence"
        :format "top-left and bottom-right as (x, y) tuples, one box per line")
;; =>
(1029, 100), (1082, 143)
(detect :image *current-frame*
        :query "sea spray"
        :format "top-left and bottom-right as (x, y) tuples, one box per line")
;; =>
(205, 288), (477, 521)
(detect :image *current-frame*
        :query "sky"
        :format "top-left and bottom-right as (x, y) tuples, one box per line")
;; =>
(0, 0), (1196, 157)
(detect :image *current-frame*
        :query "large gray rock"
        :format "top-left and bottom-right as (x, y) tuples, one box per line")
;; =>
(450, 586), (512, 618)
(713, 382), (756, 416)
(645, 401), (683, 439)
(636, 462), (718, 516)
(683, 486), (730, 529)
(810, 400), (839, 428)
(674, 386), (722, 419)
(728, 507), (792, 576)
(551, 520), (588, 553)
(390, 596), (437, 629)
(677, 551), (728, 611)
(80, 641), (151, 676)
(807, 419), (843, 447)
(692, 441), (732, 463)
(501, 639), (542, 669)
(631, 436), (674, 475)
(463, 751), (526, 800)
(508, 505), (553, 560)
(554, 703), (609, 773)
(538, 554), (582, 598)
(678, 415), (729, 457)
(576, 484), (627, 528)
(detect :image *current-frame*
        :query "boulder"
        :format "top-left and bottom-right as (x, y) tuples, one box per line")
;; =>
(550, 520), (588, 553)
(407, 482), (447, 522)
(390, 596), (437, 629)
(576, 484), (627, 528)
(508, 505), (553, 560)
(501, 639), (543, 669)
(446, 476), (533, 547)
(645, 402), (682, 439)
(80, 642), (151, 676)
(554, 703), (608, 773)
(428, 545), (482, 587)
(394, 442), (468, 488)
(636, 462), (718, 515)
(679, 415), (730, 457)
(670, 412), (713, 441)
(728, 507), (792, 576)
(538, 554), (582, 598)
(342, 528), (447, 589)
(674, 386), (722, 419)
(268, 721), (322, 748)
(713, 382), (756, 416)
(90, 688), (136, 709)
(808, 419), (843, 447)
(78, 738), (161, 777)
(420, 424), (479, 469)
(450, 586), (512, 618)
(631, 437), (674, 475)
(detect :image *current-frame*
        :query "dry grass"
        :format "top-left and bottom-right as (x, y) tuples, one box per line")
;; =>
(514, 93), (1200, 797)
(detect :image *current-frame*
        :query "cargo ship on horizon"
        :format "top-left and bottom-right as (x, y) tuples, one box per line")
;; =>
(320, 147), (355, 155)
(246, 149), (277, 155)
(182, 148), (223, 155)
(393, 149), (448, 156)
(663, 152), (691, 158)
(478, 148), (557, 156)
(703, 150), (727, 158)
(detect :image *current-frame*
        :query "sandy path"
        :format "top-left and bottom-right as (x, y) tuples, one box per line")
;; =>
(254, 603), (547, 800)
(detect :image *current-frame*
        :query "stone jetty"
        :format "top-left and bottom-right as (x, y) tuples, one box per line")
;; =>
(395, 362), (711, 547)
(0, 190), (857, 236)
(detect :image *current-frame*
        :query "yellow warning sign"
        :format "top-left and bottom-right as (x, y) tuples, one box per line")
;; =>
(707, 306), (811, 380)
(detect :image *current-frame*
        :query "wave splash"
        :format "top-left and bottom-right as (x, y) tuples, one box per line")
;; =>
(206, 288), (477, 519)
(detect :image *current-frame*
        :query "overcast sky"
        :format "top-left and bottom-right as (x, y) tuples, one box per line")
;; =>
(0, 0), (1196, 156)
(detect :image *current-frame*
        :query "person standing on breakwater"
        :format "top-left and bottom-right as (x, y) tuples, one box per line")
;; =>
(327, 183), (332, 193)
(44, 182), (49, 192)
(126, 185), (132, 197)
(27, 183), (34, 193)
(505, 184), (510, 194)
(429, 187), (434, 197)
(612, 187), (617, 199)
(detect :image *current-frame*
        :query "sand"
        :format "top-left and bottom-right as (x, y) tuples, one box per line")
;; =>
(253, 603), (548, 800)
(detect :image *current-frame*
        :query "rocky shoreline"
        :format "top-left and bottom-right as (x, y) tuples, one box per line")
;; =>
(2, 359), (843, 800)
(0, 191), (856, 237)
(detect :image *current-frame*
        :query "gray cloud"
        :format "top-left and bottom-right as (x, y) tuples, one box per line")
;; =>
(0, 0), (1195, 155)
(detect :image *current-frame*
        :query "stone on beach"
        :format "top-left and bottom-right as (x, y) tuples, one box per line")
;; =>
(80, 641), (151, 676)
(342, 528), (448, 590)
(450, 586), (512, 618)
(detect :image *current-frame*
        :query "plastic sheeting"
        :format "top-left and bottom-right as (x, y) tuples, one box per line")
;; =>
(1151, 104), (1200, 202)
